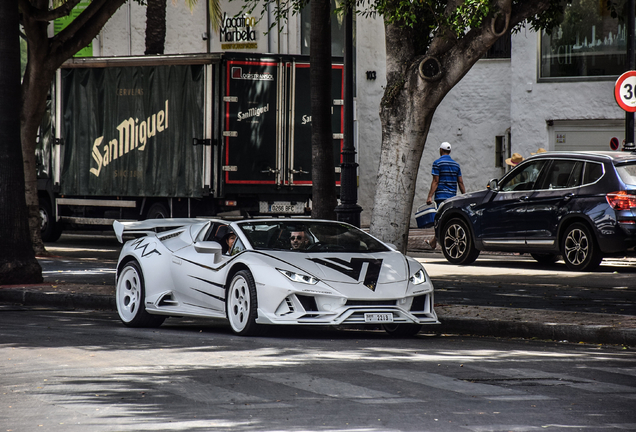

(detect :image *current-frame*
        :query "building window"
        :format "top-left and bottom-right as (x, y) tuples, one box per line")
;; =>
(540, 0), (631, 79)
(484, 31), (511, 59)
(495, 136), (504, 167)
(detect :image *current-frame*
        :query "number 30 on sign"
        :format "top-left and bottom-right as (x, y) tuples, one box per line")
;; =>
(615, 71), (636, 112)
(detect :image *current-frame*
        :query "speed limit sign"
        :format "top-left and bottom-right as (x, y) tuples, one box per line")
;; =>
(615, 71), (636, 112)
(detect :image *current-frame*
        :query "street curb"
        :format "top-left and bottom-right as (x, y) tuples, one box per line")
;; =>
(0, 289), (116, 311)
(435, 316), (636, 346)
(1, 288), (634, 345)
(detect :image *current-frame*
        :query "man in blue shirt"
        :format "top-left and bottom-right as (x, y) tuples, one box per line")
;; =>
(425, 142), (465, 249)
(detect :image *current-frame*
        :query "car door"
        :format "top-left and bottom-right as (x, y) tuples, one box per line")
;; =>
(524, 159), (584, 249)
(479, 160), (548, 249)
(170, 223), (228, 314)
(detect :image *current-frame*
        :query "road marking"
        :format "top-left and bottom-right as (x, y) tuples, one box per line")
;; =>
(250, 372), (396, 399)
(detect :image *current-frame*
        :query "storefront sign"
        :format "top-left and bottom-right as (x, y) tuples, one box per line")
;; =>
(220, 12), (257, 50)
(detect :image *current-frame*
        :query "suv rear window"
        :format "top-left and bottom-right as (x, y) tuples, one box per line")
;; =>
(616, 162), (636, 185)
(582, 162), (603, 185)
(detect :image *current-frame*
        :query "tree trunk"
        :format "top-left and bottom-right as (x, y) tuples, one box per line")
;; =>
(369, 19), (509, 252)
(310, 0), (337, 220)
(145, 0), (167, 55)
(0, 0), (42, 284)
(21, 1), (53, 257)
(19, 0), (128, 256)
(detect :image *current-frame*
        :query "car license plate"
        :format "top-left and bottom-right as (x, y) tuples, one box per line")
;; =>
(364, 313), (393, 323)
(259, 201), (305, 214)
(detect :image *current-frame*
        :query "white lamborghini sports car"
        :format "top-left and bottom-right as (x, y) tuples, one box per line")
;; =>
(113, 218), (439, 336)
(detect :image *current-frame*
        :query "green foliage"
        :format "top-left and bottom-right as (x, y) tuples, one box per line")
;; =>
(234, 0), (566, 49)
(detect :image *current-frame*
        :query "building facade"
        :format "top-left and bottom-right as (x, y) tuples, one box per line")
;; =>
(75, 0), (630, 226)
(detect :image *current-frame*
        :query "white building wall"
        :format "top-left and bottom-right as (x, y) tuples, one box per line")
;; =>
(355, 16), (386, 226)
(510, 30), (625, 156)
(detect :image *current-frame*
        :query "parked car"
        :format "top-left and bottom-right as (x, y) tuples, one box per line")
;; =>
(113, 218), (439, 336)
(434, 151), (636, 271)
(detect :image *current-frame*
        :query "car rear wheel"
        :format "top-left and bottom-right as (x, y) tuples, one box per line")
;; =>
(441, 218), (480, 265)
(560, 223), (602, 271)
(530, 253), (559, 265)
(382, 323), (422, 337)
(226, 270), (263, 336)
(116, 261), (165, 328)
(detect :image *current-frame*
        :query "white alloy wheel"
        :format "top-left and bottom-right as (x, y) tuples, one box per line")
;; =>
(117, 264), (143, 323)
(226, 270), (262, 336)
(116, 261), (165, 328)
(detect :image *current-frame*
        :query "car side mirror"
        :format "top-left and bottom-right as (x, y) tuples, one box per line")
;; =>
(194, 241), (223, 263)
(488, 178), (499, 191)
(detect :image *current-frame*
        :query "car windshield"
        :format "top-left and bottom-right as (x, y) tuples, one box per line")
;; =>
(237, 221), (390, 253)
(615, 162), (636, 185)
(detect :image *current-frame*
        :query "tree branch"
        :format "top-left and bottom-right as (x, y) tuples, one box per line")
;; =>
(49, 0), (127, 66)
(19, 0), (83, 22)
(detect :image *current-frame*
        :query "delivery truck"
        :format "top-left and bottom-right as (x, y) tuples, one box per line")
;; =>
(37, 53), (344, 241)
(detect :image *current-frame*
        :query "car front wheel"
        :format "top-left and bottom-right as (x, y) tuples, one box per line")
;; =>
(560, 223), (602, 271)
(116, 261), (165, 328)
(226, 270), (263, 336)
(441, 218), (480, 265)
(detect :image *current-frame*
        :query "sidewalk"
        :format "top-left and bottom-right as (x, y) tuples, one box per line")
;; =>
(0, 228), (635, 346)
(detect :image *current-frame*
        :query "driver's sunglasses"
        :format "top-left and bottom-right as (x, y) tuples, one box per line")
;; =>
(290, 235), (304, 240)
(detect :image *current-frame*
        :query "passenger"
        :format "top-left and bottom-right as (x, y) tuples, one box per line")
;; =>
(225, 232), (236, 252)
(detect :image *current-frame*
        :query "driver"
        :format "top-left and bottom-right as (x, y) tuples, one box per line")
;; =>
(290, 230), (309, 250)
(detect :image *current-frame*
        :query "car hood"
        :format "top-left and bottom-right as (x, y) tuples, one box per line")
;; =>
(262, 250), (408, 285)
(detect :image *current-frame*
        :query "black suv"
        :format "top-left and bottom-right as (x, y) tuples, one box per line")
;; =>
(434, 151), (636, 271)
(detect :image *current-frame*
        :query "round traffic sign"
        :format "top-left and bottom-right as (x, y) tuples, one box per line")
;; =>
(610, 136), (620, 151)
(615, 71), (636, 112)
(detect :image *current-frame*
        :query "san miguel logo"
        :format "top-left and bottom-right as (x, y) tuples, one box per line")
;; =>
(90, 100), (169, 177)
(237, 104), (270, 122)
(309, 257), (383, 291)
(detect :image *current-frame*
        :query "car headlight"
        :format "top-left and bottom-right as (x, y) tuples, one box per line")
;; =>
(278, 269), (320, 285)
(409, 269), (426, 285)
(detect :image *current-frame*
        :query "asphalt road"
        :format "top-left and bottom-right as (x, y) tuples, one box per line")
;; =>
(414, 253), (636, 315)
(1, 308), (635, 432)
(39, 232), (636, 316)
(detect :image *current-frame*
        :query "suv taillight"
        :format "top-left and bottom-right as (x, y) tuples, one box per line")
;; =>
(606, 191), (636, 210)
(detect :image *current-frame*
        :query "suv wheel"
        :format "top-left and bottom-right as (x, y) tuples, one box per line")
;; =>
(560, 223), (602, 271)
(441, 218), (480, 265)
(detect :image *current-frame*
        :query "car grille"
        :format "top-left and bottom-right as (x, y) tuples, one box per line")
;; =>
(345, 299), (397, 306)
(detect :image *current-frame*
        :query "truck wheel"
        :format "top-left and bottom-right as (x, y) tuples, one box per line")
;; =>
(40, 198), (62, 242)
(560, 223), (602, 271)
(441, 218), (480, 265)
(146, 202), (169, 219)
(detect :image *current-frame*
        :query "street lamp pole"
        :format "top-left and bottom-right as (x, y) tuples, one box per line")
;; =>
(625, 0), (636, 150)
(335, 7), (362, 226)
